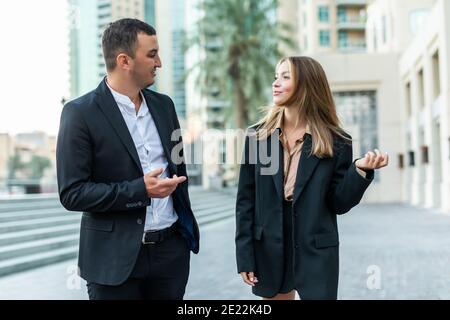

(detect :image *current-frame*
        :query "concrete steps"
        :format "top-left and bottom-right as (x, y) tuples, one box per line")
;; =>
(0, 187), (236, 277)
(0, 246), (79, 277)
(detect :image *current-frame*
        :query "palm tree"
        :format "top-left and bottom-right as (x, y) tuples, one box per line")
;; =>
(186, 0), (296, 129)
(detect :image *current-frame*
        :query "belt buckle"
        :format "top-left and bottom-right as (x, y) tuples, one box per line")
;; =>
(142, 232), (157, 245)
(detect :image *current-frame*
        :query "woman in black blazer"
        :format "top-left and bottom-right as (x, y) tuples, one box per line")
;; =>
(235, 56), (389, 300)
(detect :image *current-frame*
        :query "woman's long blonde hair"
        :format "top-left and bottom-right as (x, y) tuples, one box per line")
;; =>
(256, 56), (350, 158)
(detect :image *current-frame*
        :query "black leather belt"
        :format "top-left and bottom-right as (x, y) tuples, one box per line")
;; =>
(142, 223), (178, 245)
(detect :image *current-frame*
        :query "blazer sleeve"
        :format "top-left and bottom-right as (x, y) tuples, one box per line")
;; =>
(326, 140), (374, 215)
(235, 134), (256, 273)
(56, 102), (149, 213)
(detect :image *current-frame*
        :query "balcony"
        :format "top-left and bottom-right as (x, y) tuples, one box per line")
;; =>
(206, 100), (228, 109)
(336, 0), (367, 6)
(337, 16), (366, 30)
(338, 39), (366, 52)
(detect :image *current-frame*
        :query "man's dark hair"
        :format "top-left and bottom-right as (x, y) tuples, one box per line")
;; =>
(102, 18), (156, 72)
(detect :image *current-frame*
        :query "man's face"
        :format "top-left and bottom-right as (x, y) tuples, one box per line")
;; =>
(130, 33), (162, 88)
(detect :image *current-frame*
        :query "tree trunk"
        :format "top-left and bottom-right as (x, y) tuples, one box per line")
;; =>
(234, 84), (248, 129)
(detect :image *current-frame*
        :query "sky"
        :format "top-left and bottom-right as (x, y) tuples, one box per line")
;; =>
(0, 0), (69, 136)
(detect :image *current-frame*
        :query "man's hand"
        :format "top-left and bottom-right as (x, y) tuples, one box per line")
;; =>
(144, 168), (187, 198)
(355, 149), (389, 171)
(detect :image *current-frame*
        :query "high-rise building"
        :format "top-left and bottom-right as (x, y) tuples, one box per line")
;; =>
(279, 0), (368, 55)
(68, 0), (99, 98)
(96, 0), (146, 80)
(69, 0), (156, 98)
(69, 0), (187, 120)
(155, 0), (187, 118)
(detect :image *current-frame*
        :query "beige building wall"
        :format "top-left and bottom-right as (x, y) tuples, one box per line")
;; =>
(289, 0), (367, 54)
(399, 0), (450, 213)
(366, 0), (436, 53)
(313, 53), (403, 203)
(278, 0), (299, 56)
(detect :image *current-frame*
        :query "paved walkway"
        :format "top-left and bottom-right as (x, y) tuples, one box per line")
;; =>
(0, 203), (449, 300)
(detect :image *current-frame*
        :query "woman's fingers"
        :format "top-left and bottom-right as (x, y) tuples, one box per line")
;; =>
(249, 272), (258, 284)
(359, 149), (389, 170)
(373, 149), (389, 168)
(367, 151), (376, 167)
(373, 149), (383, 167)
(240, 272), (252, 286)
(381, 152), (389, 167)
(240, 272), (258, 286)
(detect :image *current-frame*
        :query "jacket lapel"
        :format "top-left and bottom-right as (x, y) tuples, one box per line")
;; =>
(94, 80), (143, 174)
(293, 134), (320, 204)
(269, 129), (284, 200)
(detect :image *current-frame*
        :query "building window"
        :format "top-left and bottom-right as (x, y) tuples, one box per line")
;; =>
(318, 6), (329, 22)
(408, 151), (415, 167)
(409, 9), (430, 36)
(432, 50), (441, 100)
(382, 15), (387, 44)
(334, 91), (379, 181)
(398, 154), (404, 169)
(417, 69), (425, 109)
(338, 7), (346, 22)
(448, 138), (450, 160)
(421, 146), (429, 164)
(338, 31), (348, 48)
(405, 82), (412, 117)
(319, 30), (330, 47)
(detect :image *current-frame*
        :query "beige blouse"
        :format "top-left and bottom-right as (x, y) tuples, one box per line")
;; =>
(278, 122), (310, 202)
(277, 120), (366, 202)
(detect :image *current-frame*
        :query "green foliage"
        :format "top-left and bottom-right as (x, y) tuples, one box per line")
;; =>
(185, 0), (296, 129)
(7, 153), (51, 180)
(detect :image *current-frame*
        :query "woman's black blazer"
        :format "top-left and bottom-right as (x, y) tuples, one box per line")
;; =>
(235, 128), (374, 299)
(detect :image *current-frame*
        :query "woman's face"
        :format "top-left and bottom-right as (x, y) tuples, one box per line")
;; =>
(272, 61), (294, 106)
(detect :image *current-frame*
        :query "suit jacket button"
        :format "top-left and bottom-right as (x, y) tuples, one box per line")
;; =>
(137, 218), (143, 225)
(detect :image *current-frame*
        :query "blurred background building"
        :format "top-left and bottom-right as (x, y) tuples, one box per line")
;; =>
(276, 0), (450, 213)
(68, 0), (187, 118)
(4, 0), (448, 213)
(279, 0), (368, 54)
(0, 132), (57, 195)
(395, 0), (450, 212)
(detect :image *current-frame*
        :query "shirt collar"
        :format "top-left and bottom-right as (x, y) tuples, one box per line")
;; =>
(106, 79), (148, 116)
(276, 113), (311, 139)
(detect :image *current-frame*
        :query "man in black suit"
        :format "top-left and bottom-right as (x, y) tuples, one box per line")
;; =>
(56, 18), (199, 300)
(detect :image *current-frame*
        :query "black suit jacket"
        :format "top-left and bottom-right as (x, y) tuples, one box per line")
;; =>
(235, 128), (374, 299)
(56, 79), (199, 286)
